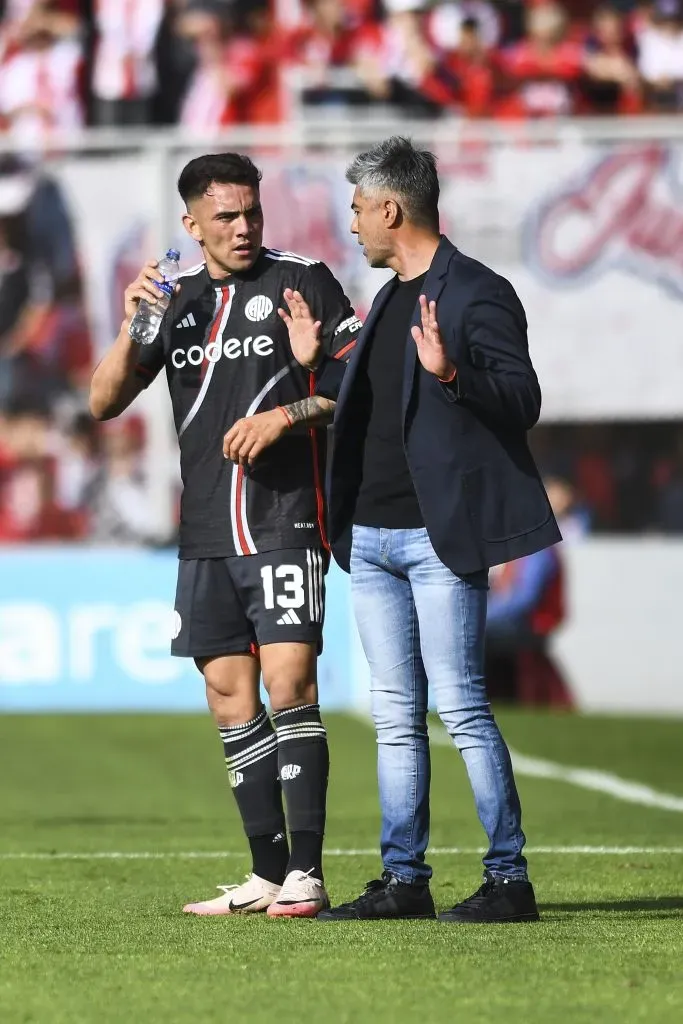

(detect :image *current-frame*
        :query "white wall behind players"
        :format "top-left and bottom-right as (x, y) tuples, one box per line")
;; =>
(550, 540), (683, 714)
(347, 540), (683, 716)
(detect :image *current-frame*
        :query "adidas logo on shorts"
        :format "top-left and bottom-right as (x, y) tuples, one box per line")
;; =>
(276, 610), (302, 626)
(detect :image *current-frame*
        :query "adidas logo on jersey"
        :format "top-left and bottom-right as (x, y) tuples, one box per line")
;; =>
(280, 764), (302, 781)
(277, 609), (302, 626)
(175, 312), (197, 329)
(228, 769), (244, 789)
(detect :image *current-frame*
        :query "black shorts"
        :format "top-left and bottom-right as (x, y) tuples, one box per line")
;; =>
(171, 548), (328, 658)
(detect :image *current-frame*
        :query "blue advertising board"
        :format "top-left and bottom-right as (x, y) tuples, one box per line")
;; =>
(0, 548), (365, 712)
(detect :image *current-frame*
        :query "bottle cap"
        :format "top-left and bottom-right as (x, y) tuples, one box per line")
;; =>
(166, 249), (181, 260)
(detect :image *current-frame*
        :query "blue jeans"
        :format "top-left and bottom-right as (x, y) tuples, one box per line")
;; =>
(350, 525), (528, 884)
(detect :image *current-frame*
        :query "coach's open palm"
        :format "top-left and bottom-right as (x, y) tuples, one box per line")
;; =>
(411, 295), (456, 381)
(278, 289), (322, 371)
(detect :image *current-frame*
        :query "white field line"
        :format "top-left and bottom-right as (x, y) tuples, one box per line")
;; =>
(508, 748), (683, 813)
(357, 713), (683, 814)
(0, 847), (682, 861)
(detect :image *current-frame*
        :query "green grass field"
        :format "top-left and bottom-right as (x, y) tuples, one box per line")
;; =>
(1, 711), (682, 1024)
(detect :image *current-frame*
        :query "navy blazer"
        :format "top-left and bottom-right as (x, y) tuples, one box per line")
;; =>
(316, 235), (562, 576)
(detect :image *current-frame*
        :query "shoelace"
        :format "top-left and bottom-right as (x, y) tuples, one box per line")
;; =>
(457, 875), (498, 910)
(277, 868), (321, 902)
(336, 877), (388, 910)
(217, 873), (251, 895)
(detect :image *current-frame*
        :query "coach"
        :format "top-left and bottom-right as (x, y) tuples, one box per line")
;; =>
(291, 137), (561, 923)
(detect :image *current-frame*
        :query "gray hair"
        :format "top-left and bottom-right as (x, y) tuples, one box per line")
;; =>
(346, 136), (440, 230)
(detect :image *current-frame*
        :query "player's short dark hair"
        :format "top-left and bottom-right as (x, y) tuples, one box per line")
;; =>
(177, 153), (263, 206)
(346, 136), (440, 232)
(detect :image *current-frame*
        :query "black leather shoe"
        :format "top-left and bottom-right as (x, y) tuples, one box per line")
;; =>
(317, 872), (436, 920)
(439, 871), (540, 923)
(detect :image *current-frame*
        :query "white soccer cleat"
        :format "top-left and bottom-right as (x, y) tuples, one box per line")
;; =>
(266, 869), (330, 919)
(183, 873), (282, 916)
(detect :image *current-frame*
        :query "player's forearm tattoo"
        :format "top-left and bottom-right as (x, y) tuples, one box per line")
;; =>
(283, 395), (336, 429)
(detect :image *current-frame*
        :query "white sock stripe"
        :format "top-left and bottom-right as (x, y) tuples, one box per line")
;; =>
(220, 721), (270, 743)
(224, 735), (278, 768)
(225, 745), (279, 774)
(276, 730), (328, 742)
(219, 707), (268, 732)
(273, 704), (320, 719)
(226, 745), (278, 773)
(274, 717), (323, 728)
(275, 722), (326, 733)
(219, 712), (269, 741)
(275, 724), (326, 736)
(225, 732), (277, 758)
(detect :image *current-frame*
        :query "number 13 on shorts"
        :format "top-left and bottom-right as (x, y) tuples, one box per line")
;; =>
(260, 549), (325, 624)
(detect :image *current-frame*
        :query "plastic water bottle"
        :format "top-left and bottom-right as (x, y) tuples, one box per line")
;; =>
(129, 249), (181, 345)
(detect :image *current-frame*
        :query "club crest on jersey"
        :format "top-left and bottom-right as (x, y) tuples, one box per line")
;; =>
(245, 295), (273, 322)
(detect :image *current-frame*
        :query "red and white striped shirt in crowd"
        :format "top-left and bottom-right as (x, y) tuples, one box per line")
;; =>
(355, 17), (441, 90)
(180, 63), (228, 130)
(181, 36), (283, 129)
(0, 37), (84, 141)
(92, 0), (165, 102)
(0, 0), (82, 63)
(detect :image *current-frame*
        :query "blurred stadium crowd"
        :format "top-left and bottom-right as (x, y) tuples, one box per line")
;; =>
(0, 0), (683, 136)
(0, 0), (682, 548)
(0, 0), (682, 134)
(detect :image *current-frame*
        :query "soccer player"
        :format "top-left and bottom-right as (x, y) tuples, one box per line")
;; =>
(89, 152), (361, 918)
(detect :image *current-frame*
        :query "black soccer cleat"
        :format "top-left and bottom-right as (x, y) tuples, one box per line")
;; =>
(317, 872), (436, 920)
(438, 871), (540, 924)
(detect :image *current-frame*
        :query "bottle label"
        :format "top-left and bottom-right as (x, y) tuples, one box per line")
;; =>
(158, 280), (174, 297)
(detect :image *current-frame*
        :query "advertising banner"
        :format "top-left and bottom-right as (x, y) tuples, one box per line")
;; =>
(0, 549), (360, 711)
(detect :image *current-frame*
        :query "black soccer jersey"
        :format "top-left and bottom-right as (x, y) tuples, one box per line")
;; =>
(135, 247), (361, 559)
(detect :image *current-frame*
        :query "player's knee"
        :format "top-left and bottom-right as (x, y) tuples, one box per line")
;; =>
(268, 676), (318, 714)
(198, 657), (260, 726)
(205, 683), (258, 727)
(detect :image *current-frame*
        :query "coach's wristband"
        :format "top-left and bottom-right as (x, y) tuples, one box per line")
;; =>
(277, 405), (294, 429)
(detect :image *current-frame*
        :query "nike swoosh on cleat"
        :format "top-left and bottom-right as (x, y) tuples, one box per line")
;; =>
(228, 897), (263, 912)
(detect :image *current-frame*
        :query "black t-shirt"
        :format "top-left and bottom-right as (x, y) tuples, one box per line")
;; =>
(135, 248), (362, 559)
(353, 273), (426, 529)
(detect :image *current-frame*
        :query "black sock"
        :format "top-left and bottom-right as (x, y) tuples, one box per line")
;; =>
(218, 707), (288, 885)
(248, 833), (289, 887)
(273, 703), (329, 881)
(289, 831), (325, 881)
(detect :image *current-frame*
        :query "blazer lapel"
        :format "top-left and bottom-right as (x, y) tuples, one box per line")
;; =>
(335, 276), (396, 423)
(402, 236), (457, 412)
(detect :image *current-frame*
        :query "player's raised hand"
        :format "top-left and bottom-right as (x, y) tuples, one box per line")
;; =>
(410, 295), (456, 381)
(223, 409), (290, 467)
(123, 260), (181, 323)
(278, 289), (322, 371)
